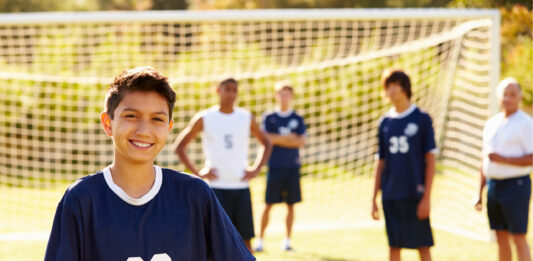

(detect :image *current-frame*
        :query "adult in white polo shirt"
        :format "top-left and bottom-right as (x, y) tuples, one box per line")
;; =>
(475, 77), (533, 261)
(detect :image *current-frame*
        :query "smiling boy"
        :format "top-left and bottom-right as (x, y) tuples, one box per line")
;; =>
(44, 67), (255, 261)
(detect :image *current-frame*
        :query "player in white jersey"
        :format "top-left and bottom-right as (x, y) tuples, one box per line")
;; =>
(174, 78), (272, 252)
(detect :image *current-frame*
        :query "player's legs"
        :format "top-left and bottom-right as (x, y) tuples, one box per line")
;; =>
(487, 179), (511, 261)
(243, 240), (252, 253)
(256, 168), (284, 251)
(417, 246), (431, 261)
(286, 203), (294, 239)
(283, 167), (300, 250)
(255, 204), (271, 252)
(259, 204), (273, 239)
(214, 188), (254, 253)
(506, 176), (531, 261)
(389, 247), (401, 261)
(511, 233), (531, 261)
(384, 200), (402, 261)
(489, 176), (531, 261)
(235, 188), (255, 253)
(383, 199), (433, 252)
(495, 230), (512, 261)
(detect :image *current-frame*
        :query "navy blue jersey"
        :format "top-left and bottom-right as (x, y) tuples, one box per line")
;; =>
(377, 105), (437, 200)
(45, 166), (255, 261)
(262, 110), (306, 168)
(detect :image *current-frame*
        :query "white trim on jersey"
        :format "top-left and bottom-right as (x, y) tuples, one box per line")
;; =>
(387, 103), (417, 119)
(274, 107), (294, 118)
(103, 165), (163, 206)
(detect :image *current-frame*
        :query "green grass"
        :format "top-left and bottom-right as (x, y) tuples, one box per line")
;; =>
(0, 226), (502, 261)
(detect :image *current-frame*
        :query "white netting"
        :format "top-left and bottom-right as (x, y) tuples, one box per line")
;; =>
(0, 10), (499, 240)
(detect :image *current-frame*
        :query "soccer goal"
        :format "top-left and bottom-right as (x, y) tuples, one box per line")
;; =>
(0, 9), (500, 241)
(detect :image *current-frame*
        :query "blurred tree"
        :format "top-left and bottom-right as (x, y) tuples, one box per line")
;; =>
(0, 0), (75, 12)
(151, 0), (188, 10)
(448, 0), (531, 8)
(500, 5), (532, 106)
(0, 0), (188, 12)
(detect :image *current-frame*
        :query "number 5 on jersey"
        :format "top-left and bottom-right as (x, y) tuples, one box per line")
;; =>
(389, 135), (409, 154)
(224, 134), (233, 149)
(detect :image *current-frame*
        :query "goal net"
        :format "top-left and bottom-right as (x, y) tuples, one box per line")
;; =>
(0, 9), (500, 241)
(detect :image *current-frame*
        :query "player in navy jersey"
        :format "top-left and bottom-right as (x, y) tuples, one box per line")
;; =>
(255, 81), (306, 252)
(371, 70), (437, 261)
(45, 67), (255, 261)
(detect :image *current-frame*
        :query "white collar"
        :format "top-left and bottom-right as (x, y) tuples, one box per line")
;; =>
(275, 107), (294, 118)
(388, 104), (417, 119)
(103, 165), (162, 206)
(504, 109), (520, 120)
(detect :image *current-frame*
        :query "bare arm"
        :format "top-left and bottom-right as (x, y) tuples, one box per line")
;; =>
(417, 153), (435, 220)
(475, 164), (486, 211)
(266, 133), (306, 148)
(488, 153), (533, 167)
(371, 159), (385, 220)
(174, 115), (203, 176)
(241, 116), (272, 181)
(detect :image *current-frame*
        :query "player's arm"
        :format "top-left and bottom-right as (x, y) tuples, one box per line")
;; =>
(476, 124), (490, 211)
(475, 164), (486, 211)
(174, 114), (207, 178)
(371, 159), (385, 220)
(417, 153), (435, 220)
(242, 116), (272, 181)
(266, 133), (306, 148)
(487, 153), (533, 166)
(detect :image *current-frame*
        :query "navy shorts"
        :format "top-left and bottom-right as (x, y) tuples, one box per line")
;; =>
(212, 188), (255, 240)
(265, 167), (302, 204)
(382, 198), (434, 249)
(487, 175), (531, 234)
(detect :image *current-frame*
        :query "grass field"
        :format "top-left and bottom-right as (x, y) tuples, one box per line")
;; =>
(1, 170), (531, 260)
(0, 226), (502, 261)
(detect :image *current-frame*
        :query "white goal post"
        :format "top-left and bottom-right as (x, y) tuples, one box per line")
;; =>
(0, 9), (500, 241)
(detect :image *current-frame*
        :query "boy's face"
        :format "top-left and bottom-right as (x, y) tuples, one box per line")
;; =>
(384, 82), (408, 103)
(275, 87), (293, 107)
(217, 82), (238, 106)
(101, 91), (173, 165)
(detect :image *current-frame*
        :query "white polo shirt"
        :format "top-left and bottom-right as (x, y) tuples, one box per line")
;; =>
(482, 109), (533, 179)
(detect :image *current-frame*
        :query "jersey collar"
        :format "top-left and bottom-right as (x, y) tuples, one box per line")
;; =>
(388, 104), (417, 119)
(103, 165), (163, 206)
(275, 107), (294, 118)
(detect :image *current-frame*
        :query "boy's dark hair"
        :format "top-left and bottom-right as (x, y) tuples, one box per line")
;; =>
(105, 66), (176, 120)
(381, 69), (412, 99)
(218, 77), (238, 89)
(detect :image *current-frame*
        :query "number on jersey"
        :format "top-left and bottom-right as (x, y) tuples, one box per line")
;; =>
(224, 134), (232, 149)
(389, 135), (409, 154)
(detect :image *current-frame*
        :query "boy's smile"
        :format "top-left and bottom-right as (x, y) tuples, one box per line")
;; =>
(130, 139), (153, 149)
